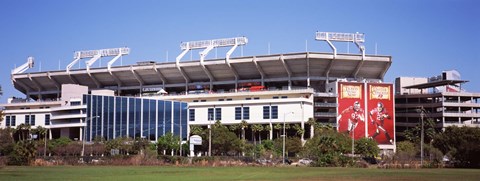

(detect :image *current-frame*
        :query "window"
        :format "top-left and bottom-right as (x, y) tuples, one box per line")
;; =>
(6, 116), (10, 127)
(193, 100), (199, 102)
(25, 115), (30, 125)
(235, 107), (242, 120)
(70, 101), (81, 106)
(226, 98), (232, 101)
(272, 106), (278, 119)
(11, 116), (16, 127)
(281, 96), (288, 99)
(215, 108), (222, 121)
(245, 98), (251, 100)
(263, 106), (270, 119)
(254, 97), (260, 100)
(31, 115), (36, 126)
(273, 96), (279, 99)
(218, 99), (224, 101)
(200, 100), (206, 102)
(189, 109), (195, 121)
(243, 107), (250, 120)
(208, 108), (214, 121)
(45, 114), (50, 126)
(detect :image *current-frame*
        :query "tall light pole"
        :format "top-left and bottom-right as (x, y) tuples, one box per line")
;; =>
(352, 124), (355, 157)
(82, 116), (100, 157)
(283, 112), (294, 165)
(208, 114), (212, 157)
(420, 107), (425, 167)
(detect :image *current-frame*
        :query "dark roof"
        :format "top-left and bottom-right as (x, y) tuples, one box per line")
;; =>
(403, 80), (468, 89)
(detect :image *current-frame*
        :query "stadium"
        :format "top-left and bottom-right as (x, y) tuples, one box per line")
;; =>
(0, 32), (396, 152)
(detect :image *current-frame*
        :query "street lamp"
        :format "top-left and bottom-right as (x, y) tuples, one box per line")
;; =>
(283, 111), (294, 165)
(82, 115), (100, 157)
(208, 113), (213, 157)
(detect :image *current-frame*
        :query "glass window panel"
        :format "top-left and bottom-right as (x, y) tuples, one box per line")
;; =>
(165, 101), (172, 134)
(189, 109), (195, 121)
(272, 106), (278, 119)
(129, 98), (135, 138)
(208, 108), (214, 121)
(135, 99), (141, 138)
(108, 96), (115, 140)
(173, 102), (181, 137)
(122, 97), (128, 137)
(142, 99), (149, 138)
(263, 106), (270, 119)
(215, 108), (221, 121)
(181, 103), (188, 139)
(235, 107), (242, 120)
(149, 100), (156, 141)
(157, 100), (165, 138)
(102, 96), (108, 140)
(243, 107), (249, 120)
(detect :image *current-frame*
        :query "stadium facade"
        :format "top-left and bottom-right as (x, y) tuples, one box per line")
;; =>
(1, 33), (397, 151)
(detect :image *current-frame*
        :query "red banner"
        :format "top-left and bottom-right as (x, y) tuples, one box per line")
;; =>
(337, 82), (366, 139)
(367, 83), (395, 145)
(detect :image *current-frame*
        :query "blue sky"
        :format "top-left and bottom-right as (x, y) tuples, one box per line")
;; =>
(1, 0), (479, 103)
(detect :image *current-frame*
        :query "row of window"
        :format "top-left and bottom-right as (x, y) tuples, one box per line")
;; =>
(4, 114), (50, 127)
(192, 96), (288, 103)
(188, 105), (279, 121)
(84, 95), (188, 141)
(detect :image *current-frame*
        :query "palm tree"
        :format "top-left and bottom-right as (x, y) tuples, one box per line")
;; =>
(190, 125), (204, 135)
(274, 123), (282, 138)
(251, 124), (264, 145)
(229, 124), (240, 138)
(16, 123), (31, 141)
(264, 124), (272, 140)
(240, 120), (248, 140)
(35, 126), (47, 140)
(293, 124), (305, 137)
(307, 118), (316, 138)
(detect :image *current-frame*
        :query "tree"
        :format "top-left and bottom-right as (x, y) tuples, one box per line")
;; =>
(404, 118), (437, 144)
(0, 128), (15, 156)
(229, 124), (240, 138)
(190, 125), (204, 136)
(206, 122), (243, 156)
(34, 126), (47, 140)
(433, 126), (480, 168)
(157, 132), (180, 155)
(293, 124), (305, 137)
(307, 118), (316, 138)
(8, 140), (36, 165)
(274, 123), (282, 138)
(354, 138), (379, 158)
(251, 124), (264, 145)
(301, 129), (352, 167)
(240, 120), (248, 140)
(15, 123), (31, 141)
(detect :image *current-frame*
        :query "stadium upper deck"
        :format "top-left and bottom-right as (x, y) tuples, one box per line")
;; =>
(12, 51), (391, 100)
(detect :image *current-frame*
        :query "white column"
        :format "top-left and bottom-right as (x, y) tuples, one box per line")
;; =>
(80, 127), (83, 141)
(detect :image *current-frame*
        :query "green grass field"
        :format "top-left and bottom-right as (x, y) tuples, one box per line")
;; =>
(0, 166), (479, 181)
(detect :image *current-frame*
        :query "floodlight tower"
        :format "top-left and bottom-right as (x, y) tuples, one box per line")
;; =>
(176, 37), (248, 93)
(66, 47), (130, 88)
(315, 32), (366, 83)
(11, 56), (34, 74)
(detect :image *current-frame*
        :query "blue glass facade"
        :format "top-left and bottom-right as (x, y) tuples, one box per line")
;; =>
(83, 94), (188, 141)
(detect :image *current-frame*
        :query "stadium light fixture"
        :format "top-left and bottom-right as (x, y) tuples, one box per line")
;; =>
(315, 32), (365, 58)
(11, 56), (34, 74)
(66, 47), (130, 73)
